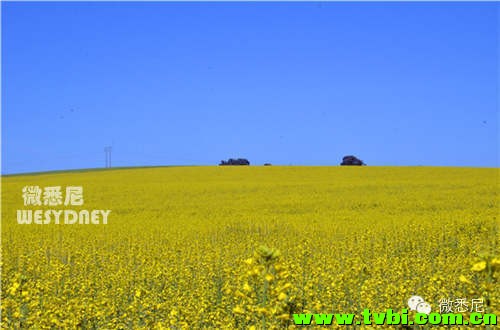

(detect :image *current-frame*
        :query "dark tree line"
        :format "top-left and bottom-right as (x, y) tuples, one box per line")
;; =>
(219, 158), (250, 166)
(340, 155), (366, 166)
(218, 156), (366, 166)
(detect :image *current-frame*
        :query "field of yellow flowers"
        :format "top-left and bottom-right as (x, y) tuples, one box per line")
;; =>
(1, 166), (498, 328)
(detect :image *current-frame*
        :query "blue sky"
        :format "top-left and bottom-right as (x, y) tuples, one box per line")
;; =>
(2, 2), (498, 174)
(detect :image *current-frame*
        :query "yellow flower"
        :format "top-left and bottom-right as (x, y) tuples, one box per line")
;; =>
(243, 283), (252, 292)
(471, 261), (487, 272)
(279, 283), (292, 292)
(459, 275), (472, 284)
(235, 290), (246, 298)
(265, 273), (274, 282)
(8, 282), (20, 295)
(256, 307), (267, 314)
(233, 306), (244, 314)
(2, 165), (496, 328)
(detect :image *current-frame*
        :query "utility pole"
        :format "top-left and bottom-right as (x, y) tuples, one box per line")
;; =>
(104, 146), (112, 168)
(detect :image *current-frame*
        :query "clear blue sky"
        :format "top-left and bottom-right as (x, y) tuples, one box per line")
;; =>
(2, 2), (498, 174)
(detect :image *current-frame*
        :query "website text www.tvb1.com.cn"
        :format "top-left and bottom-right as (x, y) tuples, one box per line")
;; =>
(293, 296), (497, 326)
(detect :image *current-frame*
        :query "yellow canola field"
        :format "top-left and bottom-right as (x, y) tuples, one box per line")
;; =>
(1, 166), (499, 329)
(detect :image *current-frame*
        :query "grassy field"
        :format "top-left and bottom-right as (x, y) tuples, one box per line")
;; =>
(1, 166), (499, 328)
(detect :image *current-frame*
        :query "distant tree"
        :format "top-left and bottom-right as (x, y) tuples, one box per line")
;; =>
(340, 155), (366, 166)
(219, 158), (250, 166)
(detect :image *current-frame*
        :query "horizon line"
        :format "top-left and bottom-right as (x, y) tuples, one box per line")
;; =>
(2, 164), (499, 177)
